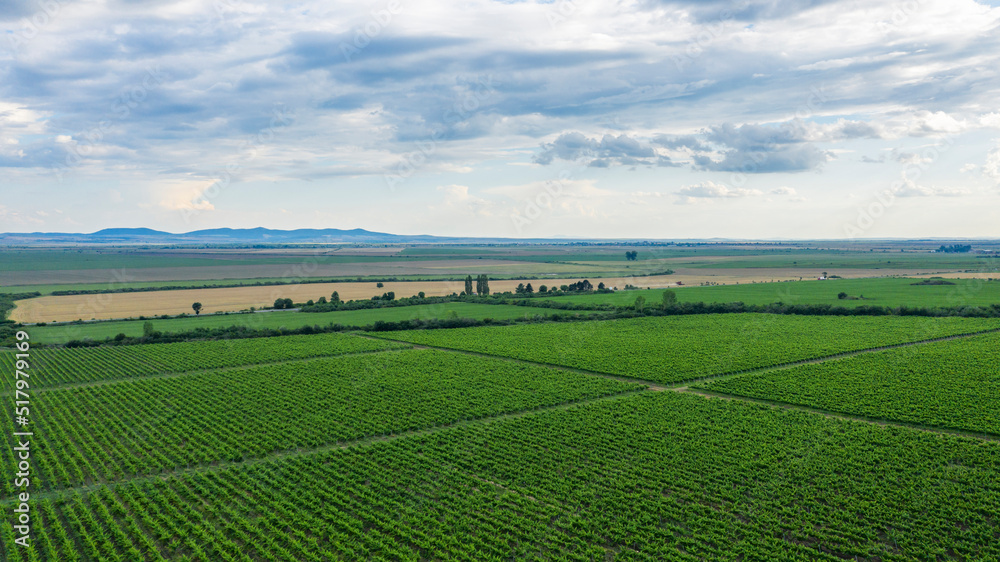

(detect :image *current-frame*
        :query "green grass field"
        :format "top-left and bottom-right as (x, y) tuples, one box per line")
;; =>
(533, 277), (1000, 308)
(23, 302), (576, 344)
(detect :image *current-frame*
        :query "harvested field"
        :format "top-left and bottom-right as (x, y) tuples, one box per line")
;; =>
(11, 275), (679, 322)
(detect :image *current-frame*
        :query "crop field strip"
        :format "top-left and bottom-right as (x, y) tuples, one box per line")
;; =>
(0, 349), (644, 497)
(694, 331), (1000, 437)
(525, 276), (1000, 309)
(363, 323), (1000, 393)
(3, 392), (998, 561)
(21, 302), (578, 345)
(362, 323), (1000, 443)
(0, 332), (410, 391)
(12, 390), (650, 513)
(0, 346), (418, 396)
(367, 314), (1000, 385)
(677, 388), (1000, 445)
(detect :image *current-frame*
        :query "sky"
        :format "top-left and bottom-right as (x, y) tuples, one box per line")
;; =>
(1, 0), (1000, 239)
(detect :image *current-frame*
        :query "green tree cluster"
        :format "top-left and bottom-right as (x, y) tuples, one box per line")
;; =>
(475, 274), (490, 296)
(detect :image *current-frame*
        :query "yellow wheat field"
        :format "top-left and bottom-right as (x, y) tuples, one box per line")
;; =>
(12, 275), (682, 323)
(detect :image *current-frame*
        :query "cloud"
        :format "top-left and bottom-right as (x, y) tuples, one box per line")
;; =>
(534, 118), (885, 172)
(770, 186), (797, 195)
(982, 113), (1000, 129)
(654, 119), (887, 173)
(436, 184), (495, 215)
(652, 134), (710, 151)
(795, 51), (908, 72)
(533, 132), (596, 165)
(703, 120), (885, 146)
(283, 33), (472, 71)
(892, 111), (969, 137)
(985, 145), (1000, 184)
(895, 152), (932, 165)
(676, 181), (763, 201)
(641, 0), (843, 23)
(693, 144), (830, 173)
(0, 204), (43, 226)
(893, 176), (971, 198)
(533, 132), (659, 167)
(157, 180), (218, 211)
(485, 178), (614, 201)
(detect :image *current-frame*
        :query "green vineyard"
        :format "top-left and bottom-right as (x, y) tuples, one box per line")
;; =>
(1, 349), (641, 495)
(370, 314), (1000, 383)
(0, 332), (409, 390)
(3, 392), (998, 561)
(698, 331), (1000, 436)
(2, 313), (999, 560)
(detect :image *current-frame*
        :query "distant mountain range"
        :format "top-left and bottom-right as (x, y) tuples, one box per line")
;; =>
(2, 228), (997, 246)
(0, 227), (577, 245)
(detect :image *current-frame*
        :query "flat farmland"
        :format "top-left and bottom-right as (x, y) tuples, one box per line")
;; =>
(697, 332), (1000, 436)
(667, 252), (987, 270)
(0, 250), (313, 272)
(0, 332), (409, 390)
(371, 314), (1000, 384)
(0, 348), (641, 494)
(5, 244), (984, 289)
(649, 266), (974, 285)
(0, 278), (397, 296)
(0, 258), (608, 287)
(6, 391), (998, 560)
(22, 303), (577, 344)
(1, 266), (972, 298)
(533, 276), (1000, 308)
(9, 275), (678, 322)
